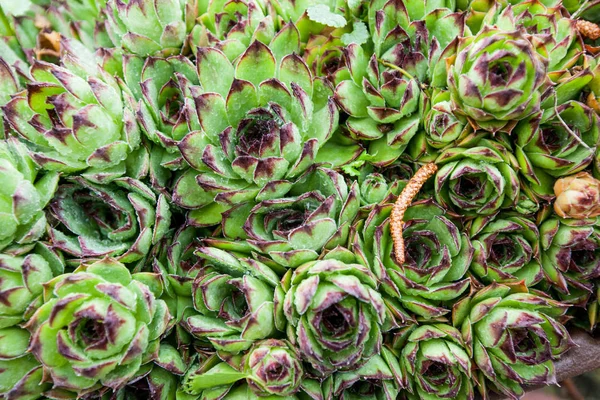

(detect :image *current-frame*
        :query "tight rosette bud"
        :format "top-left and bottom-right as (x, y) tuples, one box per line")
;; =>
(435, 140), (520, 216)
(326, 346), (403, 400)
(0, 242), (64, 328)
(540, 217), (600, 304)
(469, 214), (543, 287)
(424, 91), (470, 149)
(48, 177), (171, 264)
(0, 138), (59, 251)
(244, 339), (303, 396)
(448, 27), (547, 133)
(105, 0), (194, 57)
(453, 283), (573, 399)
(238, 167), (360, 268)
(26, 259), (171, 392)
(275, 257), (387, 374)
(553, 172), (600, 219)
(515, 101), (599, 197)
(353, 199), (472, 319)
(2, 41), (141, 179)
(175, 42), (359, 225)
(399, 324), (474, 400)
(184, 246), (279, 353)
(0, 326), (49, 400)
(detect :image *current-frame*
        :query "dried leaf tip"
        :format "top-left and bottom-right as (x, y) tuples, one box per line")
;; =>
(390, 163), (438, 265)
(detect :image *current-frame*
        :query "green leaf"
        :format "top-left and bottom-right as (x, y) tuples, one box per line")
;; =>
(306, 5), (347, 28)
(341, 22), (369, 46)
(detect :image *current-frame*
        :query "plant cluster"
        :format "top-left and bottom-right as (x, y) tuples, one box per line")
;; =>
(1, 0), (600, 399)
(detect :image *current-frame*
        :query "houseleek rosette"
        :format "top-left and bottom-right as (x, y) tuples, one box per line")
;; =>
(182, 339), (303, 397)
(0, 326), (49, 400)
(184, 246), (280, 353)
(122, 55), (200, 165)
(453, 283), (572, 399)
(424, 90), (470, 149)
(469, 214), (543, 286)
(275, 257), (387, 374)
(434, 140), (520, 216)
(540, 217), (600, 305)
(2, 46), (141, 180)
(353, 199), (472, 319)
(515, 101), (599, 197)
(105, 0), (196, 57)
(325, 346), (403, 400)
(48, 177), (171, 263)
(334, 1), (464, 165)
(25, 258), (171, 392)
(237, 167), (360, 268)
(399, 324), (474, 400)
(0, 138), (58, 251)
(0, 242), (64, 328)
(175, 41), (359, 225)
(477, 0), (582, 80)
(448, 26), (547, 133)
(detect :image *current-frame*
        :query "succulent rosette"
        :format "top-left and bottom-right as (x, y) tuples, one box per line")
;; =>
(448, 26), (548, 133)
(0, 138), (59, 251)
(47, 176), (171, 264)
(184, 246), (279, 353)
(182, 339), (303, 397)
(469, 214), (543, 286)
(434, 139), (520, 216)
(334, 0), (464, 165)
(230, 167), (360, 268)
(540, 217), (600, 304)
(0, 242), (64, 328)
(352, 198), (472, 319)
(0, 326), (49, 400)
(2, 40), (142, 180)
(275, 256), (387, 374)
(424, 90), (471, 149)
(453, 283), (573, 399)
(324, 346), (403, 400)
(174, 41), (359, 224)
(123, 55), (200, 166)
(105, 0), (196, 57)
(243, 339), (303, 396)
(478, 0), (583, 80)
(25, 258), (172, 392)
(553, 172), (600, 219)
(397, 324), (474, 400)
(515, 101), (600, 198)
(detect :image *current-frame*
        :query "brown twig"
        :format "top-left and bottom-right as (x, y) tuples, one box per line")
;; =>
(577, 20), (600, 40)
(390, 163), (438, 264)
(562, 378), (585, 400)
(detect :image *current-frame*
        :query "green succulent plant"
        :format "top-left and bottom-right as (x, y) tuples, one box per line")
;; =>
(26, 258), (172, 392)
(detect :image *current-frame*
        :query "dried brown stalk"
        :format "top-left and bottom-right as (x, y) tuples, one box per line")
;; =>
(577, 20), (600, 40)
(390, 163), (438, 264)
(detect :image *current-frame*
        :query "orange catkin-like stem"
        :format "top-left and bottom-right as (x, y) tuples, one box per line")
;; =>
(390, 163), (438, 265)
